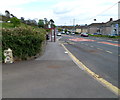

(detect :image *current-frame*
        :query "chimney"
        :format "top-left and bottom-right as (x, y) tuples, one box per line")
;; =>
(109, 18), (113, 22)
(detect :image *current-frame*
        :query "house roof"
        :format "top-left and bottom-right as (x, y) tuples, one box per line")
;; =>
(88, 23), (105, 27)
(105, 19), (120, 26)
(75, 25), (88, 29)
(112, 19), (120, 23)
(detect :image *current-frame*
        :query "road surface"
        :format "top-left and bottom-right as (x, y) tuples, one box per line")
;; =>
(59, 35), (119, 87)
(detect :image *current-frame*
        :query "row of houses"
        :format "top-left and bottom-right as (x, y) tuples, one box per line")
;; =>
(59, 18), (120, 35)
(87, 19), (119, 35)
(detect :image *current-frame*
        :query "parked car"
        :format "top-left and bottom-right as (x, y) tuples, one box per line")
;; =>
(66, 32), (69, 35)
(71, 32), (75, 35)
(93, 33), (102, 35)
(57, 33), (62, 36)
(108, 33), (118, 37)
(81, 33), (88, 37)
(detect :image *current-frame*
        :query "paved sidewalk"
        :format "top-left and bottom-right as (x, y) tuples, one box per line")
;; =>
(2, 41), (117, 98)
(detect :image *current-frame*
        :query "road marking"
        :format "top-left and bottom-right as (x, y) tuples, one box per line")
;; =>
(69, 38), (96, 42)
(98, 42), (120, 47)
(107, 40), (113, 41)
(106, 51), (113, 54)
(63, 43), (68, 44)
(114, 41), (118, 42)
(57, 37), (62, 41)
(118, 55), (120, 56)
(85, 44), (88, 46)
(90, 46), (94, 47)
(67, 41), (76, 44)
(61, 43), (120, 96)
(97, 48), (103, 50)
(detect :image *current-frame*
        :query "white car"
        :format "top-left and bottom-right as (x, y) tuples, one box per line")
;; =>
(81, 33), (89, 37)
(57, 33), (62, 36)
(71, 32), (75, 35)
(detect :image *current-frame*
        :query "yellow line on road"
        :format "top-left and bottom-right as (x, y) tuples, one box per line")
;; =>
(61, 43), (120, 96)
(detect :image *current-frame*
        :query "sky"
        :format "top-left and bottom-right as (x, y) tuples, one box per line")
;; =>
(0, 0), (119, 25)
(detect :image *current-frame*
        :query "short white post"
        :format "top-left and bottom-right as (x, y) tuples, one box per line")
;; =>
(4, 48), (13, 63)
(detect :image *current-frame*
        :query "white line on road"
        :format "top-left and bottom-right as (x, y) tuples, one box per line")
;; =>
(84, 44), (88, 46)
(97, 48), (103, 50)
(114, 41), (118, 42)
(106, 51), (113, 54)
(107, 40), (113, 41)
(90, 46), (94, 47)
(57, 37), (61, 41)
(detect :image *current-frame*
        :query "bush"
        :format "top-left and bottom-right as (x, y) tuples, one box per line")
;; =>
(10, 17), (21, 27)
(2, 26), (46, 61)
(2, 35), (43, 60)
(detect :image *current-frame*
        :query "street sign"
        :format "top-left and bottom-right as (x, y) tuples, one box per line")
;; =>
(115, 24), (118, 28)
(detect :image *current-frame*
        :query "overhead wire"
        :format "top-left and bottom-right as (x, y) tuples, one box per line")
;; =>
(77, 2), (118, 22)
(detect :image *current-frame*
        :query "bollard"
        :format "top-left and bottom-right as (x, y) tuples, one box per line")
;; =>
(4, 48), (13, 63)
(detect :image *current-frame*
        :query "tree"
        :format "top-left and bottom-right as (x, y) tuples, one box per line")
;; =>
(38, 19), (44, 28)
(50, 19), (54, 23)
(44, 18), (48, 28)
(11, 14), (15, 18)
(10, 17), (21, 27)
(44, 18), (48, 24)
(58, 28), (63, 32)
(49, 19), (55, 28)
(20, 17), (25, 23)
(65, 29), (68, 33)
(5, 10), (10, 18)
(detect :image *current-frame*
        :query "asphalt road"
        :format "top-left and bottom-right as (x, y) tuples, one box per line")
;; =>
(59, 35), (119, 87)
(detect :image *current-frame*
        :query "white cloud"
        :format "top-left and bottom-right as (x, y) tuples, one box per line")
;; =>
(0, 0), (37, 15)
(0, 0), (43, 7)
(0, 0), (119, 25)
(52, 0), (118, 25)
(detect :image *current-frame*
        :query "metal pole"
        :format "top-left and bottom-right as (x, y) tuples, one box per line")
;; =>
(118, 1), (120, 19)
(54, 28), (56, 42)
(51, 29), (52, 42)
(73, 19), (75, 32)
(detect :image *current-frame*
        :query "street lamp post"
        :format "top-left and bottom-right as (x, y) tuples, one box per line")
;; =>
(73, 19), (75, 32)
(118, 1), (120, 19)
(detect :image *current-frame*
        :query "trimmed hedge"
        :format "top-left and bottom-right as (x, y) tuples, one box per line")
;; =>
(2, 26), (46, 61)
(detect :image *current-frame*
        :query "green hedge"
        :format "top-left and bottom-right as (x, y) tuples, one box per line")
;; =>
(2, 26), (46, 61)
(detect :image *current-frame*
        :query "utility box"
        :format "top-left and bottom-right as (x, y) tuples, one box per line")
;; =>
(4, 48), (13, 63)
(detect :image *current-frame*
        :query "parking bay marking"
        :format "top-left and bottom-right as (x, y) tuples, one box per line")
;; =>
(90, 46), (94, 47)
(61, 43), (120, 96)
(97, 48), (113, 54)
(97, 48), (103, 50)
(106, 51), (112, 54)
